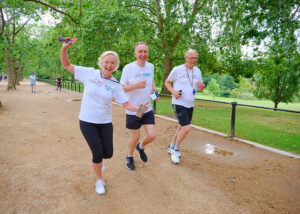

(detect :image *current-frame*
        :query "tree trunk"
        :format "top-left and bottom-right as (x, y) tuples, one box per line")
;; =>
(160, 56), (173, 94)
(274, 101), (278, 110)
(0, 100), (4, 110)
(5, 46), (16, 90)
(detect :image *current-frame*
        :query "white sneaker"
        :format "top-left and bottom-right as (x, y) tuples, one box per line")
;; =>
(168, 145), (181, 158)
(95, 180), (106, 195)
(171, 150), (180, 164)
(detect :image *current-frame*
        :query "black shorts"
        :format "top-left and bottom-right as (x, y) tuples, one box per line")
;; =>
(79, 120), (113, 163)
(126, 110), (155, 130)
(172, 104), (194, 126)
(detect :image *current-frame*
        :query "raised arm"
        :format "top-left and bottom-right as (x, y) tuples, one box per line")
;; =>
(60, 35), (77, 74)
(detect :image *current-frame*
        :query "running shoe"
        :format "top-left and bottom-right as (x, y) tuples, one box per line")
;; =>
(167, 145), (181, 158)
(171, 149), (180, 164)
(95, 179), (106, 195)
(136, 142), (148, 162)
(126, 156), (135, 170)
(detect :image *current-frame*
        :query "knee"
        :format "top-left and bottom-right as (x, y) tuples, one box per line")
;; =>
(93, 154), (103, 164)
(131, 134), (140, 142)
(103, 150), (113, 159)
(182, 125), (191, 134)
(146, 133), (156, 142)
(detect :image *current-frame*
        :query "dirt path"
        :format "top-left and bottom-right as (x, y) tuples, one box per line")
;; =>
(0, 80), (299, 214)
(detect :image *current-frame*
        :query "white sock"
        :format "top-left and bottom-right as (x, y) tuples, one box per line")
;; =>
(170, 142), (175, 148)
(174, 145), (179, 151)
(139, 142), (144, 149)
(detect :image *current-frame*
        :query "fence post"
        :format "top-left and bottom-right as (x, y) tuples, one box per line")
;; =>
(78, 84), (80, 93)
(153, 100), (156, 114)
(230, 102), (237, 138)
(75, 83), (77, 92)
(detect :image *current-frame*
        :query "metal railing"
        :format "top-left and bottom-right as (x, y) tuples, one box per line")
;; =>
(154, 94), (300, 138)
(39, 79), (300, 139)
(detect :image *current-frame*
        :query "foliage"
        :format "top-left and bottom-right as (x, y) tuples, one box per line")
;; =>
(254, 51), (300, 108)
(207, 78), (220, 97)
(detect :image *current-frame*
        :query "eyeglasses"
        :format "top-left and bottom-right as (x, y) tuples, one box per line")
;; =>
(187, 57), (198, 60)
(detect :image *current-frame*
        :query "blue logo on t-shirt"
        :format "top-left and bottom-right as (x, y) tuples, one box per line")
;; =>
(105, 84), (115, 93)
(143, 73), (151, 77)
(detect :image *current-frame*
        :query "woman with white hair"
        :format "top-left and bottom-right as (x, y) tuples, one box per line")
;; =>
(60, 35), (147, 195)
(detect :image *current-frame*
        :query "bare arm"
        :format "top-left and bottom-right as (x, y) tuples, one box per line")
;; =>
(60, 35), (77, 74)
(196, 81), (205, 91)
(122, 101), (149, 112)
(165, 79), (181, 99)
(122, 80), (146, 92)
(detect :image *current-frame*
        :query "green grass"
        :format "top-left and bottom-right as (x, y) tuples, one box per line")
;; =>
(196, 94), (300, 111)
(153, 97), (300, 154)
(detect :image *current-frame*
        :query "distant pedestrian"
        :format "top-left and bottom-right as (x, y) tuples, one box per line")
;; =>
(165, 49), (205, 164)
(56, 74), (62, 91)
(29, 73), (37, 93)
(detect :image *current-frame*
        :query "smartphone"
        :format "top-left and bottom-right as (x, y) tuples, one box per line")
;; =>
(58, 38), (70, 43)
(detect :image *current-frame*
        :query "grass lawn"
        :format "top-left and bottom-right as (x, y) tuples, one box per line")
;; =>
(196, 94), (300, 111)
(154, 97), (300, 154)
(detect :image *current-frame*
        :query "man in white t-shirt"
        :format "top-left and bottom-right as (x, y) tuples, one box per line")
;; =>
(165, 49), (205, 164)
(120, 42), (158, 170)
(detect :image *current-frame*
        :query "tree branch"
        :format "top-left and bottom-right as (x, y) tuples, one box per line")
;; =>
(141, 17), (158, 26)
(24, 0), (78, 24)
(14, 16), (32, 37)
(125, 3), (156, 17)
(0, 7), (5, 35)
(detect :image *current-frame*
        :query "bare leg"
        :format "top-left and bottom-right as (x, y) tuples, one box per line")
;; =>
(174, 125), (191, 146)
(128, 129), (140, 156)
(92, 162), (103, 180)
(140, 124), (156, 147)
(171, 125), (182, 144)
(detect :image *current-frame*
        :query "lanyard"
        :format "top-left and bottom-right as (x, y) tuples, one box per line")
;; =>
(185, 67), (194, 88)
(100, 71), (120, 84)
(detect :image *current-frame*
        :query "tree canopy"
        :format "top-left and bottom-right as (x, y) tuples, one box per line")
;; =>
(0, 0), (299, 107)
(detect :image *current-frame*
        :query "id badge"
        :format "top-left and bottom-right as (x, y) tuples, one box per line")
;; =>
(193, 89), (196, 95)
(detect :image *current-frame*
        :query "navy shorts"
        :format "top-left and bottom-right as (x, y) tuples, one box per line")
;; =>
(126, 110), (155, 130)
(172, 104), (194, 126)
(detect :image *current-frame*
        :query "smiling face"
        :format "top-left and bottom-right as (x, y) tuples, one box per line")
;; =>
(134, 44), (149, 66)
(185, 50), (198, 69)
(100, 54), (118, 76)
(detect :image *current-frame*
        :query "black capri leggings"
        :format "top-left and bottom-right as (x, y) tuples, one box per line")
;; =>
(79, 120), (113, 164)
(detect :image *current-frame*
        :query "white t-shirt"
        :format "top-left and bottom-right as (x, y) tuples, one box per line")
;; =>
(167, 64), (203, 108)
(29, 75), (36, 82)
(120, 61), (154, 115)
(75, 66), (128, 124)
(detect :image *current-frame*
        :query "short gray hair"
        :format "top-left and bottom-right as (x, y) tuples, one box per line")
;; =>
(185, 49), (198, 57)
(98, 51), (120, 71)
(135, 42), (148, 52)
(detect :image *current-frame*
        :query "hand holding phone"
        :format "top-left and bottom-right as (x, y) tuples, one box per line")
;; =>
(150, 90), (159, 101)
(58, 38), (71, 43)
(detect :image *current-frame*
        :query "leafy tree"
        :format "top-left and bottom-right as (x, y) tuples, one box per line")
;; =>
(254, 50), (300, 108)
(120, 0), (216, 93)
(207, 78), (220, 97)
(231, 77), (254, 99)
(0, 0), (40, 90)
